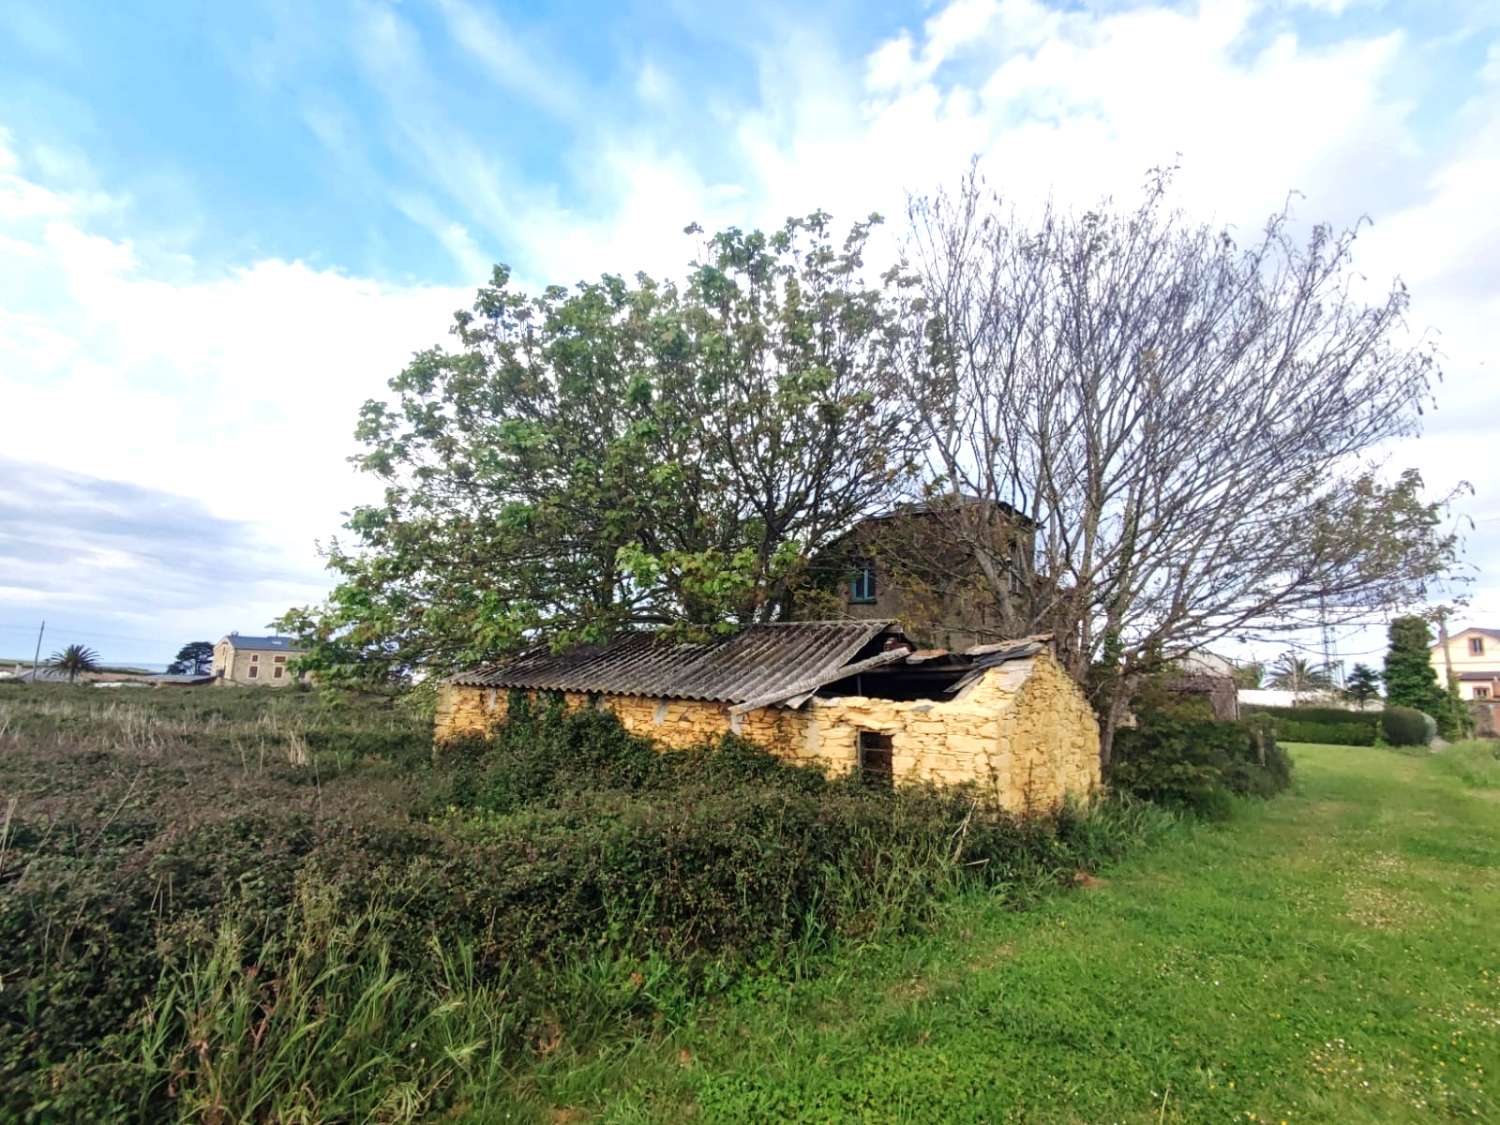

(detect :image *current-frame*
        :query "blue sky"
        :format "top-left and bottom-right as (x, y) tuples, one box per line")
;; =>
(2, 0), (1498, 667)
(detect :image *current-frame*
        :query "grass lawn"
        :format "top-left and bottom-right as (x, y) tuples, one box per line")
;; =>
(524, 743), (1500, 1122)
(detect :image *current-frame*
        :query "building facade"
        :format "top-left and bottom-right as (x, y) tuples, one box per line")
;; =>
(437, 622), (1100, 812)
(805, 500), (1037, 651)
(1429, 626), (1500, 700)
(213, 634), (307, 687)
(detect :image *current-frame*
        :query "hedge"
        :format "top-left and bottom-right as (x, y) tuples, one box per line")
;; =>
(1241, 704), (1379, 747)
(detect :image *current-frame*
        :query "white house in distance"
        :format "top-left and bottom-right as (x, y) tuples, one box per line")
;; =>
(213, 633), (307, 687)
(1429, 626), (1500, 701)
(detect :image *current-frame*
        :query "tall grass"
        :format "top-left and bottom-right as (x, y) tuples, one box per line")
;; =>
(136, 886), (523, 1123)
(1429, 740), (1500, 788)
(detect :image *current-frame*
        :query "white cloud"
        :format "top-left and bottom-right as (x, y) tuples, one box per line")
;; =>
(4, 0), (1498, 665)
(0, 130), (466, 654)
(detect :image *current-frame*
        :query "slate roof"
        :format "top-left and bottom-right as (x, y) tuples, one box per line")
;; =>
(451, 621), (903, 704)
(222, 635), (305, 653)
(1459, 671), (1500, 682)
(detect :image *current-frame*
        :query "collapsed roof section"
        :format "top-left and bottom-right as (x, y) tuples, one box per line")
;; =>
(451, 622), (1054, 709)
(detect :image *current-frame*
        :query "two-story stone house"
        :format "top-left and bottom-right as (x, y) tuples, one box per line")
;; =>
(213, 633), (307, 687)
(1429, 626), (1500, 700)
(805, 498), (1036, 651)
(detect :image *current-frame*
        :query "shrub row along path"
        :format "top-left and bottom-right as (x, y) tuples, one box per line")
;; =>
(531, 744), (1500, 1122)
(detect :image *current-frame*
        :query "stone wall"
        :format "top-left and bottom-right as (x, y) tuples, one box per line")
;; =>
(434, 649), (1100, 813)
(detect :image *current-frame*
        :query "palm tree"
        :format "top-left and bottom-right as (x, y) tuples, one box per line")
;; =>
(47, 644), (101, 684)
(1267, 652), (1335, 693)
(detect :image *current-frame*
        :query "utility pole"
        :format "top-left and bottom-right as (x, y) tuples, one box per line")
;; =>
(1436, 607), (1456, 694)
(30, 620), (45, 684)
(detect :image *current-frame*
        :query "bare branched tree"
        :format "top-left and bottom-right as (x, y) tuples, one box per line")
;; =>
(902, 167), (1463, 762)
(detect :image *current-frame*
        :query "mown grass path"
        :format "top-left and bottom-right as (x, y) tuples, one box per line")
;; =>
(533, 744), (1500, 1122)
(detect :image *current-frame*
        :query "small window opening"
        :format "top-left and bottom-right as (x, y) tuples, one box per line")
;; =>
(850, 561), (877, 604)
(1475, 686), (1491, 699)
(247, 664), (258, 679)
(858, 731), (893, 788)
(1470, 637), (1485, 655)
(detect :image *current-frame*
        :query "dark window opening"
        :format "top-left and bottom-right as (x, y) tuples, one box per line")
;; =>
(1470, 637), (1485, 655)
(849, 561), (877, 604)
(1475, 686), (1491, 699)
(858, 731), (893, 787)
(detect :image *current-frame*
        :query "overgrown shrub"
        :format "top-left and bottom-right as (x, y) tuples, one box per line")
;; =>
(1110, 711), (1292, 817)
(1381, 705), (1434, 747)
(0, 686), (1178, 1120)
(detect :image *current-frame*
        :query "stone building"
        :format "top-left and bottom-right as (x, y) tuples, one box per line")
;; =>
(436, 620), (1099, 812)
(802, 499), (1037, 651)
(212, 633), (307, 687)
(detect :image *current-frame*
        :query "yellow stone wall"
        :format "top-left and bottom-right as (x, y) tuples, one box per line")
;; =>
(433, 649), (1100, 812)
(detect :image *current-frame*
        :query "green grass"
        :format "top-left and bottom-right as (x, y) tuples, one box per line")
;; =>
(513, 742), (1500, 1122)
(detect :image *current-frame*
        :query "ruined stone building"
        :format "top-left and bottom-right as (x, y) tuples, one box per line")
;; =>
(802, 498), (1037, 651)
(437, 620), (1099, 812)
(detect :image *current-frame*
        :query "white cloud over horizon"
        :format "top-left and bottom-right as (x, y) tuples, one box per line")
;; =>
(2, 0), (1497, 668)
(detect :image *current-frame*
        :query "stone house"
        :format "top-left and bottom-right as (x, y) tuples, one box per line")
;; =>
(803, 499), (1037, 651)
(436, 620), (1099, 812)
(213, 634), (307, 687)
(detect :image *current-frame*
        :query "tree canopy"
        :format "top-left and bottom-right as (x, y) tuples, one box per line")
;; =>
(280, 215), (919, 681)
(1344, 663), (1382, 705)
(166, 641), (213, 676)
(1383, 615), (1467, 737)
(284, 182), (1464, 724)
(898, 168), (1463, 758)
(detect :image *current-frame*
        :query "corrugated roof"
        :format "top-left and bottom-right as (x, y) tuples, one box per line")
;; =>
(222, 635), (305, 652)
(452, 620), (900, 704)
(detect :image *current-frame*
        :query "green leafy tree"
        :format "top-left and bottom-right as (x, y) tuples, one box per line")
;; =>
(1267, 653), (1336, 693)
(1383, 616), (1442, 712)
(1231, 661), (1264, 690)
(282, 214), (919, 683)
(166, 641), (213, 676)
(1343, 663), (1381, 705)
(47, 644), (100, 684)
(1381, 615), (1467, 736)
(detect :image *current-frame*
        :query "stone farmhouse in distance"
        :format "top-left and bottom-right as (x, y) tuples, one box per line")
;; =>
(213, 633), (307, 687)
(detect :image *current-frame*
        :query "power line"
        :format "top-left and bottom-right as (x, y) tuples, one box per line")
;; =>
(0, 622), (202, 646)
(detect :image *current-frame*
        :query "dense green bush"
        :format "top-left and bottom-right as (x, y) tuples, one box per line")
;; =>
(1110, 711), (1292, 817)
(1381, 705), (1435, 747)
(0, 686), (1178, 1120)
(1241, 704), (1378, 746)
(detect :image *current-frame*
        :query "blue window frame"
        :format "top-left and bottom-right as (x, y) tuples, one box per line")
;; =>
(850, 561), (877, 604)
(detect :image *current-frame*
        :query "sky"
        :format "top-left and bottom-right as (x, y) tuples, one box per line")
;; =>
(1, 0), (1497, 670)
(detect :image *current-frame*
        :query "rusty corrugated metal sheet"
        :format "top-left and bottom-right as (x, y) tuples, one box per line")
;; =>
(451, 620), (897, 703)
